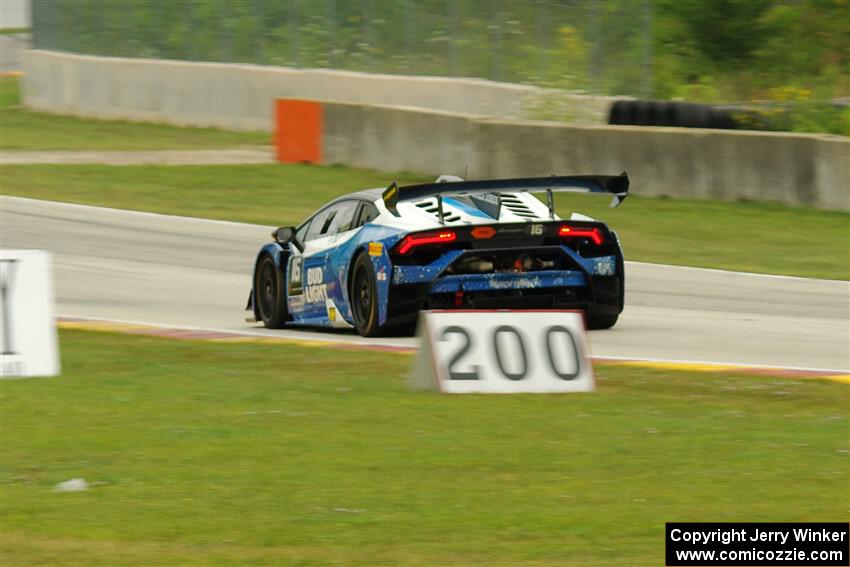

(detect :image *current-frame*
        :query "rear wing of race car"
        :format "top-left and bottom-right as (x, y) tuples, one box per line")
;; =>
(382, 173), (629, 219)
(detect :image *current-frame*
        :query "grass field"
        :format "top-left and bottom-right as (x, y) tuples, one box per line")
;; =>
(1, 329), (847, 566)
(0, 77), (268, 150)
(2, 163), (847, 280)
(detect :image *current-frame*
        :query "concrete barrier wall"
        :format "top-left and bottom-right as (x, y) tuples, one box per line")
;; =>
(323, 104), (482, 176)
(815, 138), (850, 211)
(21, 49), (849, 211)
(0, 33), (29, 73)
(321, 103), (849, 211)
(21, 49), (616, 129)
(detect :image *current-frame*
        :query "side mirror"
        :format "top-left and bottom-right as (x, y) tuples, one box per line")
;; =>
(272, 226), (296, 244)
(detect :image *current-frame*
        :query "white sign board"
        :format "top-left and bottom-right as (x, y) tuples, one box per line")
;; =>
(411, 310), (594, 394)
(0, 250), (60, 378)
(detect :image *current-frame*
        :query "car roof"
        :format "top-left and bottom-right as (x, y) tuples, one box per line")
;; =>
(326, 188), (384, 206)
(310, 181), (569, 228)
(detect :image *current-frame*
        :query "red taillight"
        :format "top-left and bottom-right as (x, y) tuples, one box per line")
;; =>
(559, 225), (604, 245)
(397, 231), (457, 255)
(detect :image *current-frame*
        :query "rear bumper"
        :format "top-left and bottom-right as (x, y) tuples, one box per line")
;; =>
(384, 247), (623, 326)
(392, 250), (617, 284)
(428, 270), (586, 293)
(385, 270), (620, 324)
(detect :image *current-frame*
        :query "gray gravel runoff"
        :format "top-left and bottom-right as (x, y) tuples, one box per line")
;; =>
(2, 195), (848, 371)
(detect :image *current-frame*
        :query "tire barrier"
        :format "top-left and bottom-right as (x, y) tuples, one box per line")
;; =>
(609, 100), (736, 129)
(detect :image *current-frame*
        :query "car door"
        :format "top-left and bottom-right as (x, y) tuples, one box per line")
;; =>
(287, 201), (359, 322)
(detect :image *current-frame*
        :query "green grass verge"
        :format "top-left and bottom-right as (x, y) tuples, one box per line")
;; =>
(2, 329), (847, 566)
(554, 192), (850, 280)
(0, 164), (426, 231)
(0, 77), (268, 150)
(1, 163), (847, 280)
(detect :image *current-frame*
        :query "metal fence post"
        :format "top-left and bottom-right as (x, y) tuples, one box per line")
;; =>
(288, 0), (299, 67)
(254, 0), (264, 64)
(326, 0), (336, 68)
(30, 0), (40, 49)
(366, 0), (374, 72)
(449, 0), (458, 77)
(643, 0), (654, 98)
(490, 0), (502, 82)
(535, 0), (546, 83)
(588, 0), (601, 94)
(405, 0), (414, 73)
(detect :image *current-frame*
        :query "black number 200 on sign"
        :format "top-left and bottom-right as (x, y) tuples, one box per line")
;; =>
(439, 324), (582, 381)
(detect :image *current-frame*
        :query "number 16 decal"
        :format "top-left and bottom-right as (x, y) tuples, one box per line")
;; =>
(288, 255), (303, 295)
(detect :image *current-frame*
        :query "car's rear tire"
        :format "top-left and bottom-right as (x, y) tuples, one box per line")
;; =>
(588, 312), (619, 330)
(350, 253), (381, 337)
(255, 254), (288, 329)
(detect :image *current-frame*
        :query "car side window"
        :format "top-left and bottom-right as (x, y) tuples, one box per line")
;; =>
(299, 200), (378, 245)
(305, 207), (335, 242)
(354, 202), (379, 228)
(327, 200), (359, 235)
(295, 220), (311, 246)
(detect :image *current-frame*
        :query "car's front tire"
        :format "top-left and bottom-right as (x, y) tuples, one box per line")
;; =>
(350, 253), (381, 337)
(254, 254), (288, 329)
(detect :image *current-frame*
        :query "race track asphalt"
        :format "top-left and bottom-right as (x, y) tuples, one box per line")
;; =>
(2, 195), (848, 371)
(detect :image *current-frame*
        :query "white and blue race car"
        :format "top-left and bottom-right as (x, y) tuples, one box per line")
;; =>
(247, 174), (629, 336)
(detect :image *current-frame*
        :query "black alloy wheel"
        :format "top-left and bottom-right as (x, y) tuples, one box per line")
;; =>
(350, 253), (380, 337)
(255, 254), (288, 328)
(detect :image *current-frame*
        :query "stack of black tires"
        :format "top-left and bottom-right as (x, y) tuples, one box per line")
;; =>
(609, 100), (736, 129)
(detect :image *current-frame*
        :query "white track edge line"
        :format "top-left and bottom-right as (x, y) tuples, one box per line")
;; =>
(1, 195), (275, 230)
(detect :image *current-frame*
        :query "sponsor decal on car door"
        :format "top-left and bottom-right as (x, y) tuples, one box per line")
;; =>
(298, 235), (334, 320)
(287, 250), (329, 320)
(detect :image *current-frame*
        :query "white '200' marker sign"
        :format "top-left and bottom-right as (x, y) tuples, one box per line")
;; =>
(411, 310), (595, 394)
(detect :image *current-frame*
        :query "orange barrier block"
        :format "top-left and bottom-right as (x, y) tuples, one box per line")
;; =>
(275, 99), (323, 164)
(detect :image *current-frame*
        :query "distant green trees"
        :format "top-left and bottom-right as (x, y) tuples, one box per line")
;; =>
(652, 0), (848, 133)
(654, 0), (848, 99)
